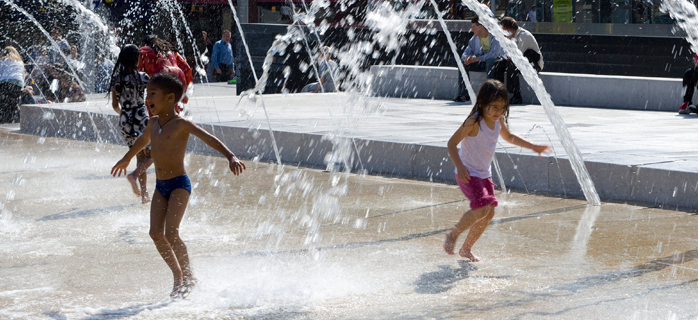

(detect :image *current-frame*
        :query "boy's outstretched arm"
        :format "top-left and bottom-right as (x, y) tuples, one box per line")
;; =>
(111, 119), (153, 177)
(498, 118), (551, 158)
(185, 120), (246, 175)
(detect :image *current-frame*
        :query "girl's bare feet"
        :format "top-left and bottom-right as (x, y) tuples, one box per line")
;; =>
(141, 192), (150, 204)
(458, 247), (482, 262)
(126, 174), (140, 196)
(443, 230), (456, 255)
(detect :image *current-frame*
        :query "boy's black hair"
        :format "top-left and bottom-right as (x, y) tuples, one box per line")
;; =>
(149, 72), (183, 102)
(466, 79), (510, 128)
(108, 44), (142, 97)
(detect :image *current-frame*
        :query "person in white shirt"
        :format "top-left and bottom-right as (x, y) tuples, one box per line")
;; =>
(301, 46), (339, 93)
(0, 46), (25, 123)
(490, 17), (544, 104)
(526, 6), (537, 22)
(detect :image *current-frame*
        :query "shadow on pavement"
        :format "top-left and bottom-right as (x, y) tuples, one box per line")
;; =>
(43, 300), (172, 320)
(37, 204), (139, 221)
(553, 249), (698, 292)
(413, 260), (477, 294)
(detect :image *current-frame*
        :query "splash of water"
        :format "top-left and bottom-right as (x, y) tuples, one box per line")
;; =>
(223, 0), (283, 168)
(462, 0), (600, 205)
(427, 0), (511, 193)
(661, 0), (698, 54)
(2, 0), (117, 144)
(226, 0), (260, 82)
(427, 0), (477, 103)
(230, 0), (428, 253)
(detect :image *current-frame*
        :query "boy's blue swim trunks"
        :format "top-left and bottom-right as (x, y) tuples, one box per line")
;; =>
(155, 174), (192, 200)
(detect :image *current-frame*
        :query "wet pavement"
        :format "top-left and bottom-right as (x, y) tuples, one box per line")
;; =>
(0, 126), (696, 319)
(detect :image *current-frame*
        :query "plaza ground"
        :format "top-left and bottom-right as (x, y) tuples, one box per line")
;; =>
(0, 125), (696, 319)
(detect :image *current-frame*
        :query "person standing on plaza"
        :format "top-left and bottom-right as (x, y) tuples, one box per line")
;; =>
(490, 17), (544, 104)
(95, 54), (115, 93)
(0, 46), (25, 123)
(211, 30), (236, 83)
(49, 29), (71, 64)
(527, 6), (537, 23)
(67, 45), (85, 81)
(197, 31), (214, 82)
(454, 16), (505, 103)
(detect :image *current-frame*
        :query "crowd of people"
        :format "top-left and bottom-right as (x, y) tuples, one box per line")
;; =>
(0, 27), (241, 124)
(1, 20), (697, 124)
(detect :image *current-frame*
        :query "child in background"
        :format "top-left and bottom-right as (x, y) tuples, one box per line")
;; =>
(111, 73), (246, 299)
(443, 79), (550, 262)
(678, 54), (698, 114)
(109, 44), (153, 203)
(138, 35), (192, 114)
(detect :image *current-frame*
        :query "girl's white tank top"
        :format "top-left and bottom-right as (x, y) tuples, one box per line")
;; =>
(456, 117), (501, 179)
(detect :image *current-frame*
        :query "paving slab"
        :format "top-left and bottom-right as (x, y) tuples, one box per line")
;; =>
(0, 128), (696, 319)
(19, 83), (698, 209)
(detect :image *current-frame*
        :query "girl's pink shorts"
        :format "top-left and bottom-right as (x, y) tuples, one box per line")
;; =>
(456, 174), (499, 210)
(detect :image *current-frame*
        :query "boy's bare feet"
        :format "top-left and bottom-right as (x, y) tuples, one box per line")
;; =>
(458, 247), (482, 262)
(141, 192), (150, 204)
(443, 230), (456, 255)
(126, 174), (140, 197)
(170, 278), (183, 299)
(178, 276), (198, 299)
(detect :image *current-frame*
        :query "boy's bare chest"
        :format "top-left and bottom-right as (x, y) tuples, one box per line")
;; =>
(150, 126), (189, 153)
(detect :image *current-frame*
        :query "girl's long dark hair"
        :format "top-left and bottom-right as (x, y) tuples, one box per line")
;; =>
(466, 79), (510, 127)
(108, 44), (144, 97)
(144, 35), (175, 56)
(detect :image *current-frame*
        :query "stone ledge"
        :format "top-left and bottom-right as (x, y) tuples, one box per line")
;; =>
(20, 105), (697, 210)
(370, 65), (698, 111)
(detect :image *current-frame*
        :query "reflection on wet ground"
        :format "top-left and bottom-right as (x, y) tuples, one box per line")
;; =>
(0, 127), (696, 319)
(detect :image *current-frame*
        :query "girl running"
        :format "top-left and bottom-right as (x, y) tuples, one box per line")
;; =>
(443, 79), (551, 262)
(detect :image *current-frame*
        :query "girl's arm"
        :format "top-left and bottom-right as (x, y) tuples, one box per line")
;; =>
(111, 119), (153, 177)
(184, 120), (246, 175)
(111, 90), (120, 114)
(498, 118), (551, 157)
(447, 116), (477, 182)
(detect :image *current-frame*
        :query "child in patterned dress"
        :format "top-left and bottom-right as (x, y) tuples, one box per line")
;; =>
(110, 44), (153, 203)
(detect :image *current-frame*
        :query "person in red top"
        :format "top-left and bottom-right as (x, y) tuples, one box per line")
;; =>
(138, 35), (193, 114)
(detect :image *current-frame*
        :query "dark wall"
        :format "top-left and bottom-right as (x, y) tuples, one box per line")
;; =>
(538, 34), (694, 78)
(235, 23), (694, 95)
